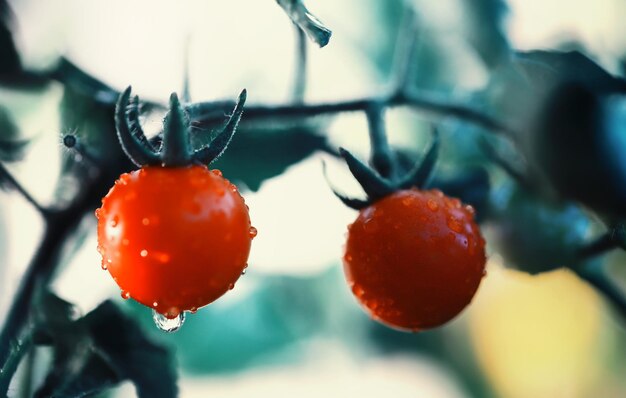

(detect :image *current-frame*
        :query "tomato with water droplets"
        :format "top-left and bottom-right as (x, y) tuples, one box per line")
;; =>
(96, 165), (255, 319)
(344, 189), (486, 331)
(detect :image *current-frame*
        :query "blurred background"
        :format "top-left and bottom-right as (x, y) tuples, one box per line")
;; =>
(1, 0), (626, 397)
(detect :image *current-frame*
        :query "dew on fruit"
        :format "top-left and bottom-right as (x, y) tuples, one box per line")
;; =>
(152, 301), (159, 308)
(352, 284), (365, 298)
(228, 283), (235, 290)
(140, 249), (148, 257)
(101, 262), (108, 270)
(121, 290), (130, 300)
(465, 205), (475, 215)
(122, 238), (129, 246)
(427, 199), (439, 211)
(249, 226), (258, 238)
(211, 169), (223, 177)
(447, 217), (463, 233)
(190, 307), (198, 314)
(142, 217), (150, 226)
(110, 216), (119, 227)
(153, 310), (185, 333)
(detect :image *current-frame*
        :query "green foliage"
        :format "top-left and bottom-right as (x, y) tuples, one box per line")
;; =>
(33, 294), (177, 398)
(0, 106), (28, 162)
(0, 0), (20, 76)
(213, 124), (329, 191)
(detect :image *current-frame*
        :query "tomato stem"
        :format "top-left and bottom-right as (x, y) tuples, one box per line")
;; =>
(365, 104), (397, 181)
(161, 93), (193, 167)
(292, 25), (307, 103)
(0, 162), (48, 217)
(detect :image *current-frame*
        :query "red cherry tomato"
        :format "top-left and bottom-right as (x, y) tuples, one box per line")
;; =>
(344, 189), (486, 331)
(96, 165), (254, 318)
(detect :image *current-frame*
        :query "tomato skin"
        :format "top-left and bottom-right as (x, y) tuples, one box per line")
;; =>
(96, 165), (252, 318)
(344, 189), (486, 331)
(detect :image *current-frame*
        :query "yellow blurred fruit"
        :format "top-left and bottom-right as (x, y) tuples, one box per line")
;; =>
(468, 262), (614, 398)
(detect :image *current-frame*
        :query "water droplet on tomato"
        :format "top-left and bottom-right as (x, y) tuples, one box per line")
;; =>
(190, 307), (198, 314)
(228, 283), (235, 290)
(94, 208), (102, 218)
(152, 302), (159, 308)
(427, 199), (439, 211)
(142, 217), (150, 226)
(140, 249), (148, 257)
(363, 218), (379, 233)
(101, 262), (108, 270)
(465, 205), (475, 215)
(447, 217), (463, 233)
(401, 197), (412, 207)
(344, 254), (353, 262)
(110, 216), (119, 227)
(212, 169), (223, 177)
(153, 310), (185, 333)
(122, 238), (129, 246)
(352, 284), (365, 298)
(121, 291), (130, 300)
(249, 226), (258, 238)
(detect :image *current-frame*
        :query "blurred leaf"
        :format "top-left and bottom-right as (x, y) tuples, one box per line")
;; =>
(81, 301), (177, 398)
(0, 106), (28, 161)
(276, 0), (332, 47)
(34, 297), (177, 398)
(461, 0), (510, 69)
(52, 58), (120, 105)
(515, 50), (626, 93)
(0, 0), (20, 76)
(213, 125), (329, 191)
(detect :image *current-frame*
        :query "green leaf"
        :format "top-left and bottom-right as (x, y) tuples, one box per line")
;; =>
(276, 0), (332, 47)
(0, 106), (28, 162)
(0, 0), (21, 76)
(212, 124), (329, 191)
(461, 0), (510, 68)
(81, 302), (177, 398)
(514, 50), (626, 93)
(34, 298), (177, 398)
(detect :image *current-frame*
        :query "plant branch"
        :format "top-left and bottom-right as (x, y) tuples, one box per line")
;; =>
(0, 162), (48, 217)
(292, 25), (307, 103)
(365, 103), (396, 180)
(0, 330), (32, 397)
(191, 89), (514, 136)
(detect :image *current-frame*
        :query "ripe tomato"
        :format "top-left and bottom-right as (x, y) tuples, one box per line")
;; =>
(96, 165), (254, 319)
(344, 189), (486, 331)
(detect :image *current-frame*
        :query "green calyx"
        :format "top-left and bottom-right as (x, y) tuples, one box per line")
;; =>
(325, 127), (440, 210)
(115, 86), (247, 168)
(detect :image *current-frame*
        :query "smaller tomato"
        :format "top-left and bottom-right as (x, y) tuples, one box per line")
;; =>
(344, 189), (486, 331)
(97, 165), (253, 319)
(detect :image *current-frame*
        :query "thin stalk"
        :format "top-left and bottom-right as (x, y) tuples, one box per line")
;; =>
(292, 25), (307, 103)
(365, 104), (396, 180)
(0, 331), (32, 397)
(0, 163), (48, 217)
(192, 89), (514, 137)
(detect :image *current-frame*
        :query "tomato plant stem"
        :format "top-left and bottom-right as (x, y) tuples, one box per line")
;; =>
(0, 163), (48, 217)
(0, 330), (32, 397)
(292, 25), (307, 103)
(191, 89), (514, 137)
